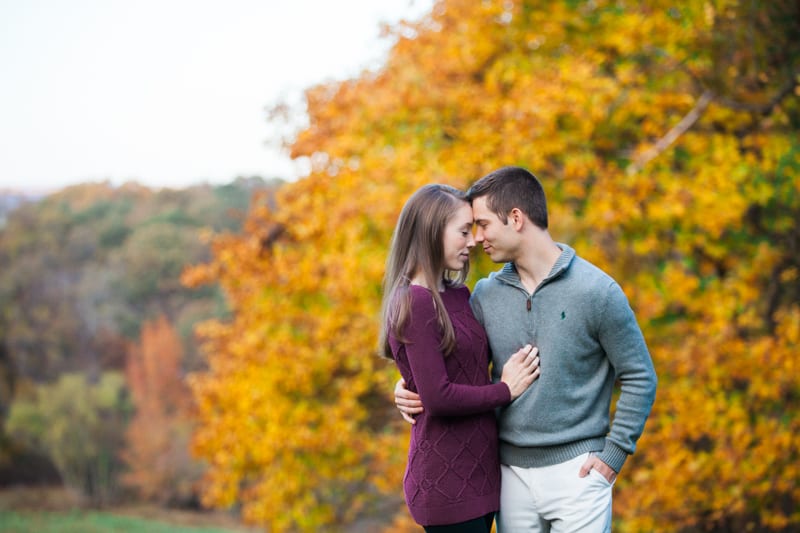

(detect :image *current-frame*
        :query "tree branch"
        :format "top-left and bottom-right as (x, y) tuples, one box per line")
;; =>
(626, 72), (800, 175)
(714, 73), (800, 114)
(627, 90), (714, 175)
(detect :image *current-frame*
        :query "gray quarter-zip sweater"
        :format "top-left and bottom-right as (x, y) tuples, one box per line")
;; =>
(470, 243), (657, 473)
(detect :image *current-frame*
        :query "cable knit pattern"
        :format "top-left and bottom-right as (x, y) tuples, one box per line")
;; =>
(389, 284), (511, 526)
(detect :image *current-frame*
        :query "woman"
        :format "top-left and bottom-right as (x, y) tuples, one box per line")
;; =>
(380, 184), (540, 532)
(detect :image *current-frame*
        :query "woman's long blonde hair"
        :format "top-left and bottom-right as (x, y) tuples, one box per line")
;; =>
(379, 184), (470, 359)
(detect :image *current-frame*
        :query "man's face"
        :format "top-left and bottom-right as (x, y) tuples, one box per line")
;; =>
(471, 196), (515, 263)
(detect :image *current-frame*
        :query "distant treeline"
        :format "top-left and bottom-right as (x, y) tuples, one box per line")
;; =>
(0, 191), (43, 227)
(0, 176), (282, 503)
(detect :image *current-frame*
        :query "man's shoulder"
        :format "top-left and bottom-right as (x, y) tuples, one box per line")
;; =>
(473, 265), (513, 294)
(564, 255), (635, 314)
(569, 254), (617, 287)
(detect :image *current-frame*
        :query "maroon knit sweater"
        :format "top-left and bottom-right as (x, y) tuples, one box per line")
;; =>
(389, 284), (511, 526)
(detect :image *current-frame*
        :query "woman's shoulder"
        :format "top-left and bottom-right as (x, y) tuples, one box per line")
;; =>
(408, 283), (470, 301)
(408, 283), (432, 297)
(408, 284), (435, 313)
(445, 283), (471, 299)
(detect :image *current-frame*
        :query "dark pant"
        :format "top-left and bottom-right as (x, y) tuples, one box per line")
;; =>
(423, 512), (495, 533)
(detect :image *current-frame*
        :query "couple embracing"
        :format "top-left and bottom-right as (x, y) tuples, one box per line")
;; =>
(379, 166), (657, 532)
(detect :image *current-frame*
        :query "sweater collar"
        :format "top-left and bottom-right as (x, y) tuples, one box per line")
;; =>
(495, 243), (576, 288)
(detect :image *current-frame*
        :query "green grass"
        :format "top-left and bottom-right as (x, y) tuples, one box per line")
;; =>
(0, 510), (244, 533)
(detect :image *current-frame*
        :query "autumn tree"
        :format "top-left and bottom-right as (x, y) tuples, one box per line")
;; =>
(187, 1), (799, 531)
(121, 315), (199, 505)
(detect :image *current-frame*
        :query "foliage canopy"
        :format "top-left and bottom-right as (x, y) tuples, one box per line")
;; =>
(188, 1), (799, 531)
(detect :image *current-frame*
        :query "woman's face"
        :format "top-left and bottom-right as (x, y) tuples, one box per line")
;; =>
(442, 202), (475, 271)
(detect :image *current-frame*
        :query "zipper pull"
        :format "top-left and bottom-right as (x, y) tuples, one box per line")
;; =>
(526, 299), (531, 312)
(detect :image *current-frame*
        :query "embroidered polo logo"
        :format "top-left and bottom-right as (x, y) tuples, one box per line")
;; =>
(561, 311), (566, 319)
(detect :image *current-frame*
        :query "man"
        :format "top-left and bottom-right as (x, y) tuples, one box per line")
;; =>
(395, 166), (657, 532)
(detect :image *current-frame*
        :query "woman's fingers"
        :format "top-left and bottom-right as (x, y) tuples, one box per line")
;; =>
(397, 401), (424, 413)
(400, 410), (417, 425)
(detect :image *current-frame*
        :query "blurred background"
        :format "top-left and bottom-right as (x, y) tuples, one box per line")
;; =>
(1, 1), (798, 532)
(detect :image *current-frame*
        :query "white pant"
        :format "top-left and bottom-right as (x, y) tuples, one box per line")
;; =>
(497, 453), (613, 533)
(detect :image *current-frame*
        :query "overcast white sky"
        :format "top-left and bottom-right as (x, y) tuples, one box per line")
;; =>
(0, 0), (433, 192)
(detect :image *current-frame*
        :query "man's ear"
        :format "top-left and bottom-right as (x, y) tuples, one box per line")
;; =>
(509, 207), (525, 230)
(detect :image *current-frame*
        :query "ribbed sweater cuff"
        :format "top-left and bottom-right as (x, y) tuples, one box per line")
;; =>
(596, 440), (628, 473)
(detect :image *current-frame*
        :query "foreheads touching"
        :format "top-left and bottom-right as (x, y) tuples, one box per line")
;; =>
(466, 166), (548, 229)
